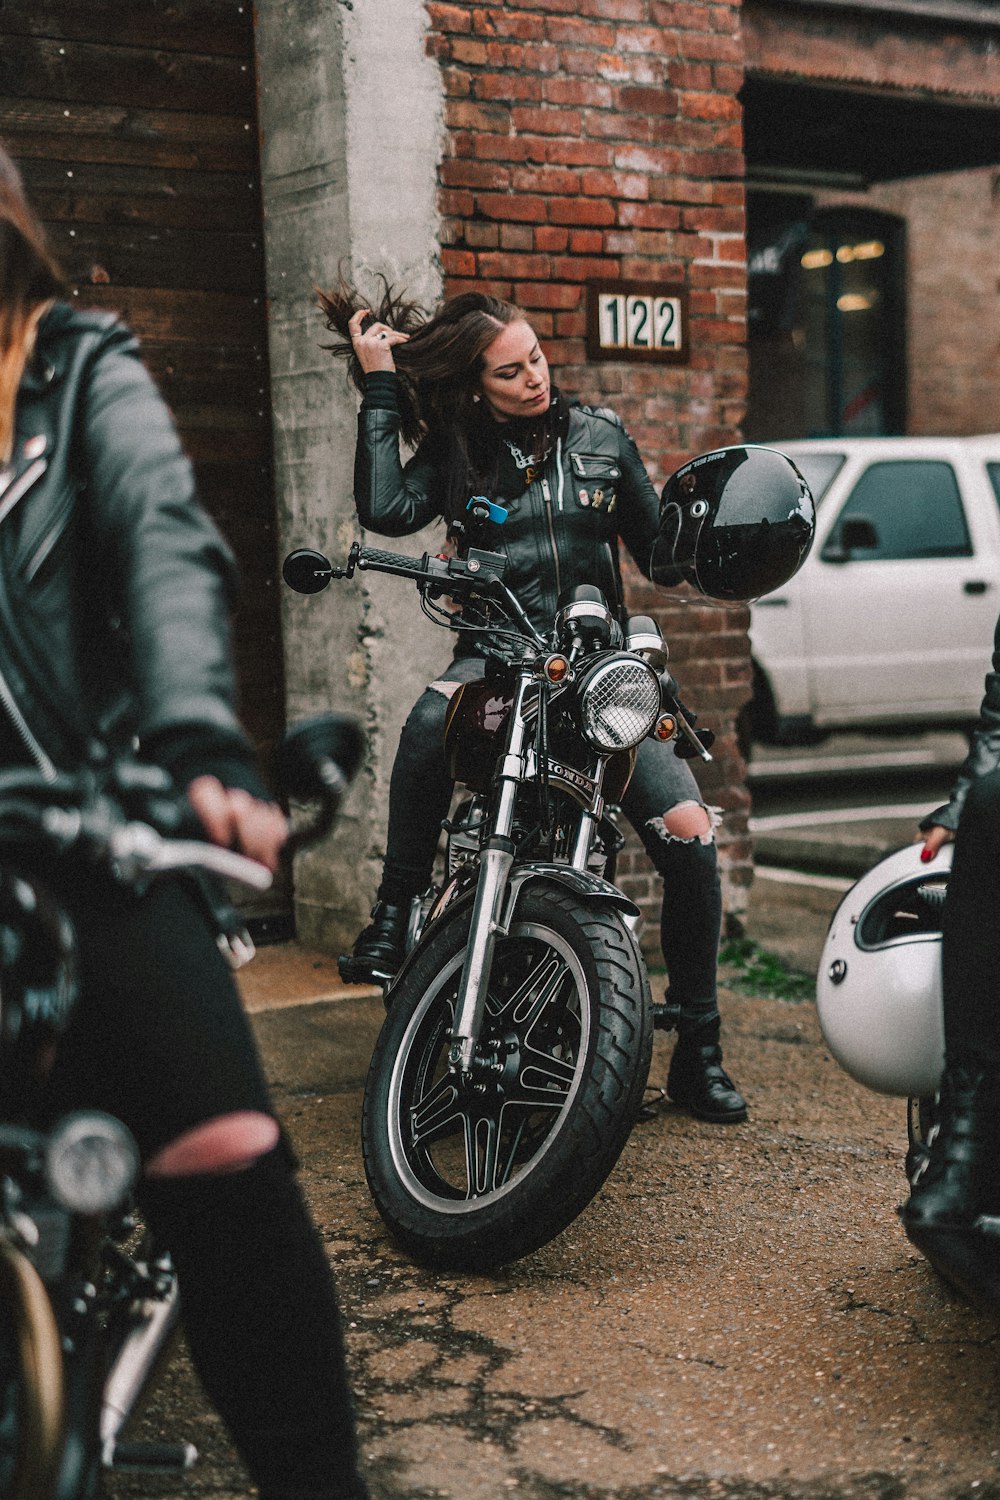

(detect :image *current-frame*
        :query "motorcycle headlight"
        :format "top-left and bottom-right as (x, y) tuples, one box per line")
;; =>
(45, 1111), (139, 1216)
(577, 654), (662, 752)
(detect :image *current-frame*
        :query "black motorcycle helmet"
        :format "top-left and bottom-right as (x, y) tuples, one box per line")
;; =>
(650, 444), (815, 602)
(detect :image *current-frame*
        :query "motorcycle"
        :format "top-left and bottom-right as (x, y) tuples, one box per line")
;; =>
(284, 443), (815, 1271)
(0, 712), (361, 1500)
(283, 520), (720, 1271)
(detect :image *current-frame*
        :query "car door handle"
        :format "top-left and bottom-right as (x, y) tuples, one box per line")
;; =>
(963, 580), (990, 595)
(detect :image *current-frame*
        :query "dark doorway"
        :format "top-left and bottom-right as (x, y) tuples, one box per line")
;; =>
(747, 196), (906, 440)
(0, 1), (289, 930)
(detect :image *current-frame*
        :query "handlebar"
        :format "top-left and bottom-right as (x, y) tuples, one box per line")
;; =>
(283, 544), (545, 648)
(0, 711), (365, 895)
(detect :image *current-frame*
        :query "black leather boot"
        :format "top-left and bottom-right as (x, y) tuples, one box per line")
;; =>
(901, 1063), (995, 1232)
(338, 899), (410, 985)
(900, 1064), (1000, 1314)
(667, 1020), (748, 1124)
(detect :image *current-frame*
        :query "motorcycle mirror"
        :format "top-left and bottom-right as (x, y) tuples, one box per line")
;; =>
(282, 548), (333, 595)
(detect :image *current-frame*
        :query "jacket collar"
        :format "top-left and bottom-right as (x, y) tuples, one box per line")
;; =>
(19, 301), (77, 395)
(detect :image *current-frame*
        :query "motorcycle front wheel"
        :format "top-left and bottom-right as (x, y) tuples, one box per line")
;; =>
(362, 883), (652, 1270)
(0, 1242), (64, 1500)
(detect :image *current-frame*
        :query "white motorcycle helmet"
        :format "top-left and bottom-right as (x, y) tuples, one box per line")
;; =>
(816, 841), (951, 1098)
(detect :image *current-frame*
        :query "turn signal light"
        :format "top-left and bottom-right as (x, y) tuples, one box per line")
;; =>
(543, 654), (571, 682)
(653, 714), (677, 741)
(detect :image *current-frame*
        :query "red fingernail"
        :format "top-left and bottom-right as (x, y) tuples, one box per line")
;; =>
(920, 846), (934, 862)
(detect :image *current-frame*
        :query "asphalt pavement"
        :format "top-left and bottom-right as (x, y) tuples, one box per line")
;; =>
(106, 730), (1000, 1500)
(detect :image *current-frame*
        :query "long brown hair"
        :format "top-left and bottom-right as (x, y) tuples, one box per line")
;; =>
(0, 144), (66, 461)
(318, 276), (556, 521)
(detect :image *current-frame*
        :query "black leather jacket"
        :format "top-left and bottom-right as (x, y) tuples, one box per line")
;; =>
(354, 377), (662, 648)
(923, 612), (1000, 832)
(0, 301), (256, 788)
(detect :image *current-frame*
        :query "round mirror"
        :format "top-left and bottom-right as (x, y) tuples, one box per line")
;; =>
(282, 548), (333, 595)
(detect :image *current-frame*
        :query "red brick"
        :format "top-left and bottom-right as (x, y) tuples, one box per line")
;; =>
(511, 105), (584, 135)
(551, 255), (620, 279)
(473, 73), (544, 102)
(450, 38), (489, 65)
(477, 192), (548, 223)
(667, 60), (713, 88)
(545, 17), (615, 45)
(500, 223), (534, 250)
(555, 309), (587, 337)
(513, 165), (580, 195)
(465, 222), (500, 248)
(444, 99), (510, 133)
(520, 43), (563, 73)
(438, 187), (475, 216)
(548, 196), (617, 226)
(534, 225), (570, 252)
(477, 251), (552, 279)
(682, 90), (742, 120)
(617, 86), (680, 116)
(470, 7), (545, 40)
(543, 76), (615, 107)
(426, 2), (472, 32)
(584, 0), (646, 18)
(617, 201), (681, 230)
(440, 159), (510, 189)
(545, 138), (613, 167)
(515, 280), (582, 308)
(613, 144), (682, 175)
(443, 277), (514, 302)
(569, 228), (604, 253)
(441, 248), (477, 277)
(442, 67), (472, 98)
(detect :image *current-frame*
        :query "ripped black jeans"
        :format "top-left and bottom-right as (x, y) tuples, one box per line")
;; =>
(376, 661), (723, 1032)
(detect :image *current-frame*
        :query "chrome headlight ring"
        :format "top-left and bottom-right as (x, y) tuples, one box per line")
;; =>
(44, 1111), (139, 1216)
(576, 654), (662, 752)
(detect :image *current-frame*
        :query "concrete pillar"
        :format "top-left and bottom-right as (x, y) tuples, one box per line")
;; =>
(254, 0), (445, 949)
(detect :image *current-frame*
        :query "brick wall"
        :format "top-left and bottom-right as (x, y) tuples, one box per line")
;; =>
(424, 0), (753, 946)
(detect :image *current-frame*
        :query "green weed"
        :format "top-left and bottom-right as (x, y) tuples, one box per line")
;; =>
(718, 936), (815, 1002)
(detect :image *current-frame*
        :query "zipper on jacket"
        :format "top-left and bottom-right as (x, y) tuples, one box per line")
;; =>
(0, 457), (47, 528)
(0, 661), (58, 781)
(541, 476), (562, 600)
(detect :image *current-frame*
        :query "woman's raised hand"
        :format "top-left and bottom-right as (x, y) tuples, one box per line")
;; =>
(348, 307), (410, 374)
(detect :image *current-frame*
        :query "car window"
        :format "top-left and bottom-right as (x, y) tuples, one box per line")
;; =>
(784, 452), (845, 502)
(831, 460), (972, 560)
(988, 462), (1000, 510)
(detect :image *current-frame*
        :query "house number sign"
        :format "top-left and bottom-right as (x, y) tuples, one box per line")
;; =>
(586, 280), (689, 365)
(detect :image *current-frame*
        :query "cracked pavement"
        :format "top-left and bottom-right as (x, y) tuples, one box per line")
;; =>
(107, 951), (1000, 1500)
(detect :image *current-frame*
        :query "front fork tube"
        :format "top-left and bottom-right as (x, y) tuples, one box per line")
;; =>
(449, 719), (527, 1074)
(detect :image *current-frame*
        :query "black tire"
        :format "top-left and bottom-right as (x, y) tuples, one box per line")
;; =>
(361, 883), (652, 1270)
(0, 1243), (64, 1500)
(906, 1093), (940, 1181)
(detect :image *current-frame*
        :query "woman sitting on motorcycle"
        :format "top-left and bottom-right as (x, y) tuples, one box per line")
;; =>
(903, 610), (1000, 1266)
(0, 146), (367, 1499)
(320, 281), (747, 1125)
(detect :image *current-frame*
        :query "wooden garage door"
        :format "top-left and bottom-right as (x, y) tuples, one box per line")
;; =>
(0, 1), (284, 773)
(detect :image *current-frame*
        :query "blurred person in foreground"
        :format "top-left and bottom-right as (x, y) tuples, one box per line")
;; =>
(903, 609), (1000, 1304)
(0, 141), (368, 1498)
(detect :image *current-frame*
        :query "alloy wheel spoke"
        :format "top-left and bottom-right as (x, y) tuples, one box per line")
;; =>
(513, 1048), (578, 1104)
(462, 1110), (504, 1197)
(409, 1072), (463, 1149)
(489, 952), (567, 1035)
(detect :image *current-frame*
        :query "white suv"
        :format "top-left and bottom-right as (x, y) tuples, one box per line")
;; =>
(744, 435), (1000, 748)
